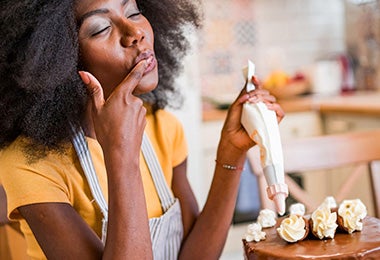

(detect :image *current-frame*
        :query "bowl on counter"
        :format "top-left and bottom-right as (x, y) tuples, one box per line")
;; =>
(202, 94), (235, 110)
(267, 80), (310, 100)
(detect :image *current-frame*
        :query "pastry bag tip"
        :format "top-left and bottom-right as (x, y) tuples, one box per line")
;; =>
(273, 193), (287, 216)
(267, 183), (288, 215)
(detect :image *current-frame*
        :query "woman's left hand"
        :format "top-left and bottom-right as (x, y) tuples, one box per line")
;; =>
(220, 75), (285, 153)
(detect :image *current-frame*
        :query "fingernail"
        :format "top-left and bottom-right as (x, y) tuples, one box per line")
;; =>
(78, 71), (90, 85)
(144, 57), (152, 68)
(266, 103), (274, 109)
(249, 96), (258, 102)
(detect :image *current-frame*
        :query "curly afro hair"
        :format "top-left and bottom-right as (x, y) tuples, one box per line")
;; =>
(0, 0), (202, 153)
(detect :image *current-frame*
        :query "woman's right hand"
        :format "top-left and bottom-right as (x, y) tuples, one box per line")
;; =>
(78, 60), (148, 155)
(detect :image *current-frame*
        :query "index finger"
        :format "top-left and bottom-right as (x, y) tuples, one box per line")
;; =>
(111, 59), (148, 98)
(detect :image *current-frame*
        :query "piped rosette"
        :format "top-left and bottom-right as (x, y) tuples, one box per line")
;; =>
(257, 209), (277, 228)
(244, 223), (266, 243)
(309, 204), (338, 239)
(321, 196), (338, 211)
(289, 203), (306, 217)
(276, 214), (310, 243)
(337, 199), (367, 234)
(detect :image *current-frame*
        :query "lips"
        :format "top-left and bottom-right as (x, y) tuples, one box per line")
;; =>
(134, 50), (157, 75)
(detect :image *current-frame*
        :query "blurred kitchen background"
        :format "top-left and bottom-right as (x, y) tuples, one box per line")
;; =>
(171, 0), (380, 259)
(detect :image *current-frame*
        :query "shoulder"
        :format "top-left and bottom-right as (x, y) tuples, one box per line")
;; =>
(154, 109), (181, 123)
(0, 137), (75, 186)
(0, 137), (79, 219)
(0, 137), (74, 169)
(147, 109), (185, 135)
(146, 109), (188, 166)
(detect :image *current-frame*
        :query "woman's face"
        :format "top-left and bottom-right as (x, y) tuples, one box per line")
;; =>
(75, 0), (158, 99)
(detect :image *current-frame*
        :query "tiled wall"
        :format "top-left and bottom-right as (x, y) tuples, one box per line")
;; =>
(198, 0), (346, 100)
(199, 0), (258, 98)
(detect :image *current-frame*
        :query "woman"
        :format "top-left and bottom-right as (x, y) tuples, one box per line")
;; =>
(0, 0), (284, 259)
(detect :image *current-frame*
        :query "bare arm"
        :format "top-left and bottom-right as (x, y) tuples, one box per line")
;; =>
(19, 60), (153, 259)
(19, 203), (104, 260)
(172, 159), (199, 239)
(177, 76), (285, 259)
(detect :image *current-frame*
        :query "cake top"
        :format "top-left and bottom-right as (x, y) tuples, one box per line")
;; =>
(243, 216), (380, 259)
(243, 197), (380, 259)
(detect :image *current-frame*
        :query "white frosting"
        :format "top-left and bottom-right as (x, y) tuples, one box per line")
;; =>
(277, 214), (307, 243)
(311, 204), (338, 239)
(321, 196), (338, 210)
(289, 203), (306, 216)
(257, 209), (277, 228)
(338, 199), (367, 233)
(245, 223), (266, 242)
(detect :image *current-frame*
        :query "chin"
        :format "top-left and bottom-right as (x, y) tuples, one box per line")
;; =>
(134, 71), (159, 95)
(134, 81), (158, 95)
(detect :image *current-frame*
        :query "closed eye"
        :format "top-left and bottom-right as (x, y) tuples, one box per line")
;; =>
(127, 11), (141, 19)
(91, 26), (110, 36)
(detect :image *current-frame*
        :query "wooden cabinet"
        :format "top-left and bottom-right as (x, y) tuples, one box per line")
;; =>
(323, 113), (380, 134)
(279, 111), (323, 139)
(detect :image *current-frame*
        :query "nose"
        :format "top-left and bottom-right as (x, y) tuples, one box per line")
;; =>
(120, 20), (145, 47)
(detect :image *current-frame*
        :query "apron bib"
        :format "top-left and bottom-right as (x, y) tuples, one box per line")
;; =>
(71, 126), (183, 259)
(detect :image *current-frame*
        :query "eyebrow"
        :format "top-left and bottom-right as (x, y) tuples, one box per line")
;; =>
(77, 0), (130, 27)
(77, 9), (109, 27)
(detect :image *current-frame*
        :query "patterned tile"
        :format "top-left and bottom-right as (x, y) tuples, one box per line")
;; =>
(209, 52), (233, 74)
(234, 21), (256, 46)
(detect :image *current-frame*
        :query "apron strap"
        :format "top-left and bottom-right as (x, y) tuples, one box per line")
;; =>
(141, 133), (175, 212)
(70, 125), (176, 242)
(70, 124), (108, 217)
(70, 124), (108, 243)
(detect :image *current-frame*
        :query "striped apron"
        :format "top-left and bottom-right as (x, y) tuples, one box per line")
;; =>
(71, 126), (183, 259)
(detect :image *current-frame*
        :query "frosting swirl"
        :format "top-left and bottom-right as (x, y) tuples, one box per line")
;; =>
(289, 203), (306, 216)
(257, 209), (277, 228)
(245, 223), (266, 242)
(321, 196), (337, 210)
(277, 214), (307, 243)
(338, 199), (367, 233)
(311, 204), (338, 239)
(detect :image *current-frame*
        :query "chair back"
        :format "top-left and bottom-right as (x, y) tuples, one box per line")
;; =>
(248, 130), (380, 217)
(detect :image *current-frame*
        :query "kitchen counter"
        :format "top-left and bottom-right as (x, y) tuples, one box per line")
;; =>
(202, 91), (380, 121)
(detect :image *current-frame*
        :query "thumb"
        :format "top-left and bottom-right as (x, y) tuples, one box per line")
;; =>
(251, 75), (262, 89)
(78, 71), (104, 112)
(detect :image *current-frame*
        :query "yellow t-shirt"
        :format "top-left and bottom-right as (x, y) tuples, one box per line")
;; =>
(0, 109), (187, 260)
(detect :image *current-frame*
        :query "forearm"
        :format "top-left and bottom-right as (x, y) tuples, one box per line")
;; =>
(102, 150), (153, 259)
(179, 145), (246, 259)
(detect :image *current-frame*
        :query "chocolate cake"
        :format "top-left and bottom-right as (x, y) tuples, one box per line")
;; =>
(243, 216), (380, 259)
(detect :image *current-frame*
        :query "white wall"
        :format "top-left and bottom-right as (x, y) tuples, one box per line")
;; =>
(253, 0), (346, 77)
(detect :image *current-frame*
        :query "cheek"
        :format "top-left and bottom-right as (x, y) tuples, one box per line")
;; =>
(80, 44), (130, 89)
(80, 43), (120, 70)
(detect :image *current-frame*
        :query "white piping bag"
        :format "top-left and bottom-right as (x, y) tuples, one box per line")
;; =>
(241, 60), (288, 215)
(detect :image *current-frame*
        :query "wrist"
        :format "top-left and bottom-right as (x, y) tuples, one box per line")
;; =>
(217, 142), (246, 163)
(215, 159), (245, 172)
